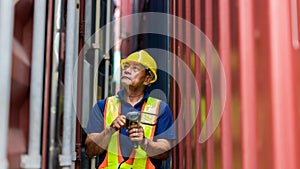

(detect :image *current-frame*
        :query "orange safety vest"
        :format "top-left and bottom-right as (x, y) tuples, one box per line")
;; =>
(99, 96), (161, 169)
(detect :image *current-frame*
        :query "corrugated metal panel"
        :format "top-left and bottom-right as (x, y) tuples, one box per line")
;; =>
(177, 0), (185, 168)
(268, 0), (297, 168)
(194, 1), (202, 169)
(170, 0), (300, 169)
(204, 0), (215, 168)
(238, 0), (258, 169)
(170, 1), (178, 169)
(2, 0), (300, 169)
(218, 0), (233, 168)
(7, 1), (33, 168)
(185, 0), (192, 168)
(42, 0), (54, 167)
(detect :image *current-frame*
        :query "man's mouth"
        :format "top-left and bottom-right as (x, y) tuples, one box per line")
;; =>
(121, 76), (131, 80)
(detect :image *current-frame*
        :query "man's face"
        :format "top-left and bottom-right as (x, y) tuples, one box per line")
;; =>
(121, 61), (152, 88)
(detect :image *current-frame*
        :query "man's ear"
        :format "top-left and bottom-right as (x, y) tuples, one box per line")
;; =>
(143, 75), (152, 86)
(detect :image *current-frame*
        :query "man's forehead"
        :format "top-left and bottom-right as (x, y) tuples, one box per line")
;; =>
(124, 61), (145, 67)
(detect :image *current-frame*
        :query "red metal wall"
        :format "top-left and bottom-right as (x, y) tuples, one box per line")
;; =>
(5, 0), (299, 169)
(170, 0), (300, 169)
(8, 0), (33, 168)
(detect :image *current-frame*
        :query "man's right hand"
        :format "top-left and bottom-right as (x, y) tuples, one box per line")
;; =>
(110, 115), (126, 131)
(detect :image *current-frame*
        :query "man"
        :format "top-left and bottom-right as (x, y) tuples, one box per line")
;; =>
(85, 50), (175, 169)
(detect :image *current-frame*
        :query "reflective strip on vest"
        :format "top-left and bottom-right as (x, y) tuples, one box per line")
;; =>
(99, 96), (161, 169)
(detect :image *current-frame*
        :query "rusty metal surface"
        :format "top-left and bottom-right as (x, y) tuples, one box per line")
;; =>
(218, 0), (233, 168)
(8, 0), (33, 168)
(268, 0), (297, 168)
(177, 0), (185, 168)
(170, 0), (178, 168)
(184, 0), (192, 168)
(75, 0), (86, 168)
(204, 0), (215, 168)
(194, 1), (202, 169)
(4, 0), (300, 169)
(42, 0), (54, 168)
(238, 0), (258, 168)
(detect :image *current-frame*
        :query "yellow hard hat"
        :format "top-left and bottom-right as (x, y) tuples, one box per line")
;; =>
(120, 50), (157, 83)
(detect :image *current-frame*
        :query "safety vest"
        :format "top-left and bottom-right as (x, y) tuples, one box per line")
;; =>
(99, 96), (161, 169)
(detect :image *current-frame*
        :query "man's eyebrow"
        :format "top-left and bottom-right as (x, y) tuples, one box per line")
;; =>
(133, 63), (145, 68)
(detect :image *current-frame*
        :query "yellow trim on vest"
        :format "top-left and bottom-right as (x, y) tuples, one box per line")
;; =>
(100, 96), (121, 168)
(99, 96), (161, 169)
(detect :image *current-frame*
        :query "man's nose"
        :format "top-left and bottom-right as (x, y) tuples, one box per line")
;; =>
(123, 68), (132, 74)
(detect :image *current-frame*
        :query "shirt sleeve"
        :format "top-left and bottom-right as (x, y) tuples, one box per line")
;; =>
(154, 102), (176, 140)
(85, 99), (106, 133)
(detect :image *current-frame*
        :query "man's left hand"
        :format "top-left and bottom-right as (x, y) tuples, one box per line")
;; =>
(127, 124), (144, 144)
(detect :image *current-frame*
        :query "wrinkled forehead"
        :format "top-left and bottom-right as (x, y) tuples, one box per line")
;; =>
(123, 61), (147, 69)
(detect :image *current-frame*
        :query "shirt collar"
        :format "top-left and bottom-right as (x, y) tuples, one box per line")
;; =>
(117, 89), (150, 105)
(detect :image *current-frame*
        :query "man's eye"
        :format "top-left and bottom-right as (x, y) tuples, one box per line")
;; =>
(133, 67), (139, 72)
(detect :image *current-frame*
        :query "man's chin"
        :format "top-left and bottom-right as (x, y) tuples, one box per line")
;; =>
(121, 79), (131, 87)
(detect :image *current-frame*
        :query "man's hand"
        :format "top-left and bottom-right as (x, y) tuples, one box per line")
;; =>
(127, 123), (144, 144)
(126, 124), (172, 159)
(85, 115), (126, 158)
(110, 115), (126, 131)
